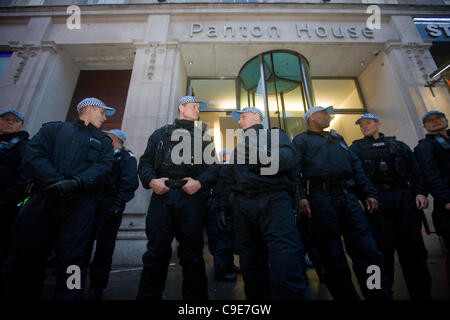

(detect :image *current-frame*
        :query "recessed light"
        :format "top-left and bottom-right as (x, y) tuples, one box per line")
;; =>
(188, 61), (193, 65)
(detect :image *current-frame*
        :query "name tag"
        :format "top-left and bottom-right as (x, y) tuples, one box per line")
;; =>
(372, 142), (385, 147)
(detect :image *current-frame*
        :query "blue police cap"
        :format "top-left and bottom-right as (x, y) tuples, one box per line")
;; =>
(103, 129), (126, 142)
(231, 107), (264, 120)
(355, 113), (379, 125)
(178, 96), (207, 111)
(422, 110), (446, 123)
(304, 106), (334, 121)
(77, 98), (115, 116)
(0, 109), (24, 121)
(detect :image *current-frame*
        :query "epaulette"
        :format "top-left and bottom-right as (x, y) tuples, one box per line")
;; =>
(330, 129), (344, 140)
(351, 138), (366, 145)
(123, 148), (136, 158)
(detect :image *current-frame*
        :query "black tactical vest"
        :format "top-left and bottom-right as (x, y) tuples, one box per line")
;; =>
(353, 136), (410, 185)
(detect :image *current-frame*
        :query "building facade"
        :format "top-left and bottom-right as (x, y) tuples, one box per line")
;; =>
(0, 1), (449, 266)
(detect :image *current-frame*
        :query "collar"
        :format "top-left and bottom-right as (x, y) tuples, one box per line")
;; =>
(174, 118), (195, 130)
(364, 132), (385, 142)
(426, 129), (450, 140)
(243, 124), (264, 132)
(0, 130), (29, 142)
(306, 129), (328, 136)
(73, 118), (102, 135)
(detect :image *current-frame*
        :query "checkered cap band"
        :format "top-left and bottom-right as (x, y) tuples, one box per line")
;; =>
(231, 107), (264, 120)
(0, 109), (24, 121)
(178, 96), (207, 110)
(355, 113), (379, 125)
(304, 106), (334, 121)
(104, 129), (126, 141)
(77, 98), (115, 116)
(422, 110), (446, 123)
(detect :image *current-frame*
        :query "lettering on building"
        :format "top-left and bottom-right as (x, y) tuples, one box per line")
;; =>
(190, 23), (376, 40)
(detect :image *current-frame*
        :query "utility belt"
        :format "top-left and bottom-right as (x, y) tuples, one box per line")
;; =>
(305, 177), (352, 195)
(374, 181), (409, 191)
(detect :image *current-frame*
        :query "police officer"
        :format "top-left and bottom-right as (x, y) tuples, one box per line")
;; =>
(3, 98), (115, 300)
(0, 109), (29, 294)
(414, 110), (450, 295)
(350, 113), (431, 300)
(87, 129), (139, 300)
(136, 96), (218, 300)
(292, 106), (392, 300)
(216, 107), (310, 300)
(206, 148), (237, 282)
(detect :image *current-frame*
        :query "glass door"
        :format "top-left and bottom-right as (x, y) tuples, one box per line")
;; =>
(238, 50), (315, 140)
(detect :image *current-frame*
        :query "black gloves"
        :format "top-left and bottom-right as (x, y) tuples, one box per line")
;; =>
(45, 177), (82, 199)
(106, 201), (126, 219)
(216, 207), (231, 234)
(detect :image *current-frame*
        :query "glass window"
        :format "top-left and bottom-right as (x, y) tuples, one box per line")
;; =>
(13, 0), (44, 5)
(312, 78), (364, 110)
(0, 52), (12, 80)
(329, 114), (365, 145)
(190, 79), (237, 110)
(198, 111), (240, 154)
(87, 0), (126, 4)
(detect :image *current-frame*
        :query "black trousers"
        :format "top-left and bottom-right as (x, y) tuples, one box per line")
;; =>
(309, 189), (392, 300)
(88, 197), (123, 291)
(233, 190), (310, 300)
(367, 188), (431, 299)
(206, 199), (234, 276)
(432, 200), (450, 295)
(136, 189), (208, 300)
(297, 213), (325, 278)
(0, 201), (20, 297)
(3, 191), (96, 300)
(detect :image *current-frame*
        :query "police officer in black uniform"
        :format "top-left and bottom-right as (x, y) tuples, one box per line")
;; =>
(206, 148), (237, 282)
(87, 129), (139, 300)
(0, 109), (29, 295)
(350, 113), (431, 300)
(414, 110), (450, 295)
(136, 96), (217, 300)
(292, 106), (392, 300)
(216, 106), (310, 300)
(3, 98), (114, 300)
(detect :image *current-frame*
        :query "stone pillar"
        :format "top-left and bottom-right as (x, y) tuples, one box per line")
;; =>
(383, 16), (450, 139)
(0, 17), (79, 135)
(113, 15), (188, 266)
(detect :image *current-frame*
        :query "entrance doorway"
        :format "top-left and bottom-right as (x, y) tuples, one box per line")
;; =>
(66, 70), (132, 131)
(192, 50), (367, 149)
(238, 50), (314, 139)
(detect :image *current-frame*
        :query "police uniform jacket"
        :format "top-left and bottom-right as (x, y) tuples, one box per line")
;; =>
(414, 129), (450, 205)
(23, 119), (114, 192)
(104, 147), (139, 203)
(138, 118), (218, 191)
(350, 133), (426, 196)
(0, 130), (29, 204)
(292, 129), (377, 199)
(217, 124), (297, 207)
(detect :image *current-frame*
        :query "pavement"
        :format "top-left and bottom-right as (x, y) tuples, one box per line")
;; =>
(41, 233), (450, 300)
